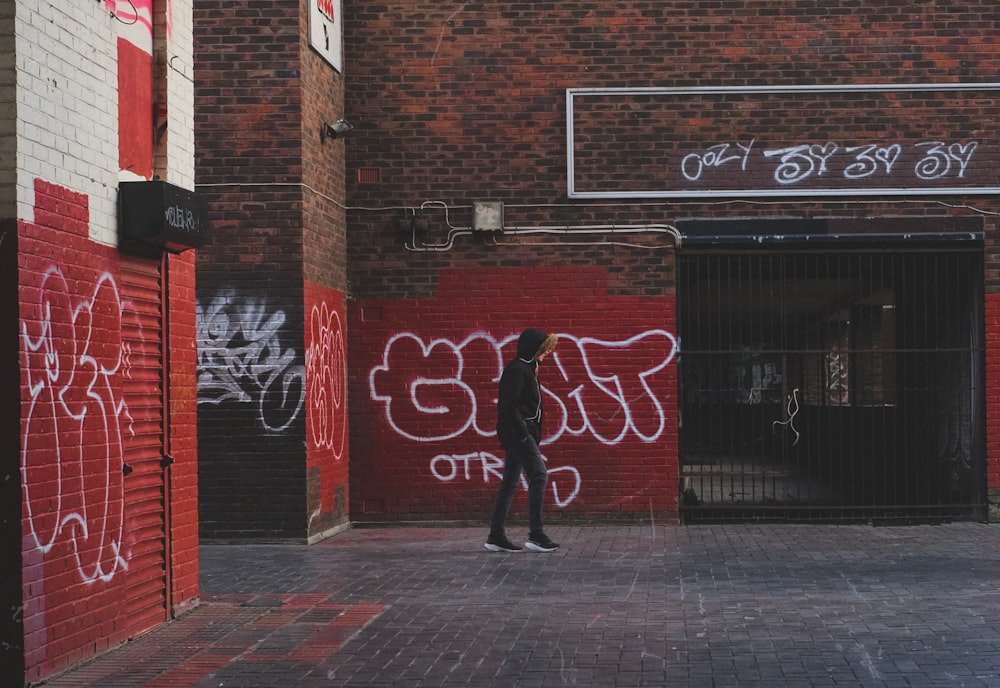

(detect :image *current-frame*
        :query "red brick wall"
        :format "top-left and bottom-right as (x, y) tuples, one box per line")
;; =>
(343, 2), (1000, 303)
(348, 267), (679, 523)
(19, 181), (127, 680)
(344, 0), (1000, 262)
(18, 180), (200, 680)
(19, 181), (129, 680)
(305, 281), (350, 535)
(166, 250), (200, 611)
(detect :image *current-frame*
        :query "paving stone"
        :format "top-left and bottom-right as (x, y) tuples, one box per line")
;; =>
(35, 523), (1000, 687)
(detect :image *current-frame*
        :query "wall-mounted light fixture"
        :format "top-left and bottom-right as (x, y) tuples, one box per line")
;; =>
(321, 119), (354, 141)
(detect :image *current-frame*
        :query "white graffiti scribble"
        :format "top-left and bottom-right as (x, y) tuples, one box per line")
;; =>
(827, 351), (849, 405)
(368, 329), (678, 445)
(430, 451), (582, 507)
(306, 302), (347, 458)
(763, 142), (839, 185)
(196, 294), (305, 432)
(843, 144), (901, 179)
(21, 266), (129, 583)
(755, 139), (979, 186)
(914, 140), (978, 180)
(681, 140), (755, 181)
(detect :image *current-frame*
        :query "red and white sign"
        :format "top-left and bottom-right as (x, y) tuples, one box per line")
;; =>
(309, 0), (343, 72)
(317, 0), (336, 22)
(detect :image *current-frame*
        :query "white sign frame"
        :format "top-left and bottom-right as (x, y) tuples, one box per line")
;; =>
(566, 83), (1000, 199)
(309, 0), (344, 72)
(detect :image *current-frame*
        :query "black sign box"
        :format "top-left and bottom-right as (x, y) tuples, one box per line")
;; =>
(118, 180), (210, 252)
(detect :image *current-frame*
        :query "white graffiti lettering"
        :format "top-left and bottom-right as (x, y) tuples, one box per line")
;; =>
(306, 302), (347, 458)
(196, 294), (305, 433)
(21, 266), (128, 583)
(370, 329), (678, 509)
(763, 142), (838, 185)
(164, 205), (199, 231)
(681, 140), (755, 181)
(683, 139), (980, 186)
(430, 451), (582, 507)
(369, 329), (678, 445)
(827, 351), (849, 405)
(843, 144), (901, 179)
(764, 141), (979, 185)
(914, 140), (978, 180)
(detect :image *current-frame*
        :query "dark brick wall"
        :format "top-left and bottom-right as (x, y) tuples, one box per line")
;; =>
(193, 0), (306, 285)
(301, 27), (348, 290)
(342, 2), (1000, 521)
(0, 220), (21, 681)
(194, 0), (350, 539)
(195, 0), (308, 539)
(343, 1), (1000, 299)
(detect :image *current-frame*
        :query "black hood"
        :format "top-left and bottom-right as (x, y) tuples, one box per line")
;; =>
(516, 328), (558, 361)
(516, 328), (547, 360)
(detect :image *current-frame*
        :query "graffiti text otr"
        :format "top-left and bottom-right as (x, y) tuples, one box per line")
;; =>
(368, 329), (678, 445)
(431, 451), (582, 507)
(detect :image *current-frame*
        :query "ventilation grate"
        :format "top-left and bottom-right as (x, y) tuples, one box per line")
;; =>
(357, 168), (381, 184)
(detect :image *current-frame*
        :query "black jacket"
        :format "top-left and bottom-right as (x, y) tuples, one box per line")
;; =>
(495, 328), (549, 448)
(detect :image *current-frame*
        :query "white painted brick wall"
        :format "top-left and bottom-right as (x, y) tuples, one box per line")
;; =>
(0, 1), (15, 220)
(166, 0), (194, 188)
(15, 0), (196, 246)
(16, 2), (118, 244)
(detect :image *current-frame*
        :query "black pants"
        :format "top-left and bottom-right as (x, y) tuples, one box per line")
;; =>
(489, 436), (548, 537)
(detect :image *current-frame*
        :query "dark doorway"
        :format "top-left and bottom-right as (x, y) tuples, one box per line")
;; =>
(678, 248), (985, 522)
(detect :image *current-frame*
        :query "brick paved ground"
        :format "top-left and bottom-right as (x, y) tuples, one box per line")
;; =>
(36, 523), (1000, 687)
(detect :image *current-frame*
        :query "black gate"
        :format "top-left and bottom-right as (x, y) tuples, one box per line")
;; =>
(678, 248), (985, 523)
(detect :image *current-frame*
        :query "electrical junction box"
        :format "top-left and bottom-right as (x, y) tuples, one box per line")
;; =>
(471, 200), (504, 233)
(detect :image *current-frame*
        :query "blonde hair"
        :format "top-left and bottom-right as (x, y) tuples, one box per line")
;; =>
(536, 333), (558, 358)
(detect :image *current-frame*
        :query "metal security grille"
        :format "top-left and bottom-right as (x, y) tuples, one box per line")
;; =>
(678, 249), (985, 523)
(120, 255), (169, 636)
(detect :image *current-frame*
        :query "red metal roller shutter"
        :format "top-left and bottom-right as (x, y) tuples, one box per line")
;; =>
(120, 255), (168, 637)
